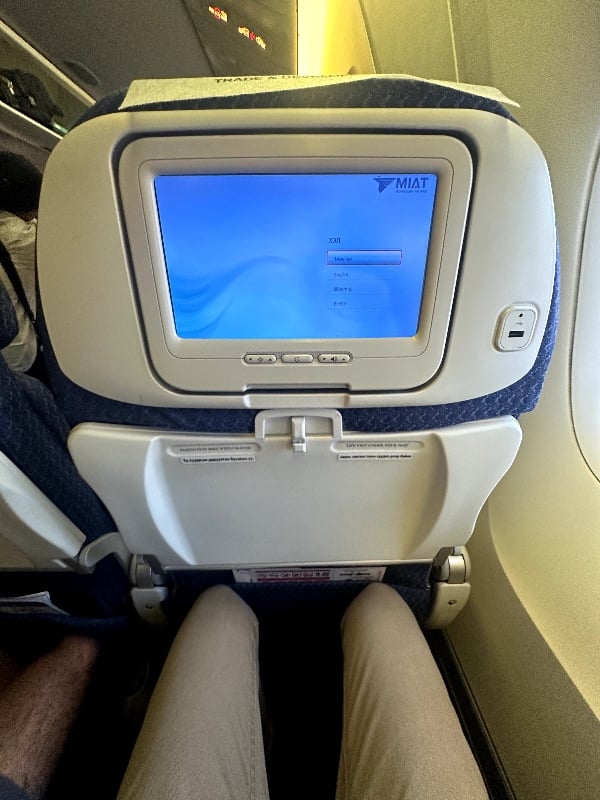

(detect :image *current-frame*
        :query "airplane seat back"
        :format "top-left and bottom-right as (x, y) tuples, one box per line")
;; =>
(0, 280), (129, 619)
(36, 77), (558, 625)
(40, 78), (559, 434)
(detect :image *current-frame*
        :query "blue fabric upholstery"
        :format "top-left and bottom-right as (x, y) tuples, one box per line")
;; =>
(0, 774), (30, 800)
(42, 77), (558, 433)
(0, 352), (129, 613)
(0, 281), (18, 348)
(0, 283), (128, 615)
(73, 78), (515, 121)
(0, 352), (114, 540)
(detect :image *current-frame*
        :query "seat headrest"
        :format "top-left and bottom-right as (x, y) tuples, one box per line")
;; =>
(0, 281), (18, 349)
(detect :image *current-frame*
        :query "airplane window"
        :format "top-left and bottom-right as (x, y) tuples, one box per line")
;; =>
(571, 151), (600, 480)
(0, 22), (92, 134)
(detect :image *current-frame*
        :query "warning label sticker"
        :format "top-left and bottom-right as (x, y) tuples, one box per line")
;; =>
(335, 440), (421, 461)
(233, 567), (386, 584)
(338, 453), (413, 461)
(337, 440), (422, 451)
(180, 455), (256, 465)
(169, 443), (257, 464)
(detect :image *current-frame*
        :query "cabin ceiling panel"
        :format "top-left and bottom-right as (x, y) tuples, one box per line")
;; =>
(0, 0), (213, 98)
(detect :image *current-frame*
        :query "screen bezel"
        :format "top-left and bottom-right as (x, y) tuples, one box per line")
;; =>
(119, 133), (472, 394)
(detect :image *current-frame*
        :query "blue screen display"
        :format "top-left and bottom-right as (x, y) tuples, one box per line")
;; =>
(154, 172), (437, 340)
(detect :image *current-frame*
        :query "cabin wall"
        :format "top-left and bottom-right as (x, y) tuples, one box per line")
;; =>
(450, 3), (600, 798)
(361, 0), (458, 80)
(362, 2), (600, 797)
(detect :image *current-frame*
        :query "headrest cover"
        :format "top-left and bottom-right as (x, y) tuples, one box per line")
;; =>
(0, 280), (18, 348)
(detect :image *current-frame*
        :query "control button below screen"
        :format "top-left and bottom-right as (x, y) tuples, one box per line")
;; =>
(244, 354), (277, 364)
(317, 353), (352, 364)
(281, 354), (314, 363)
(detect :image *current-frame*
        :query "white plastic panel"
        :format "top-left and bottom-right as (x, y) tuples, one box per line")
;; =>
(119, 136), (471, 395)
(37, 106), (556, 408)
(68, 413), (521, 568)
(0, 452), (86, 568)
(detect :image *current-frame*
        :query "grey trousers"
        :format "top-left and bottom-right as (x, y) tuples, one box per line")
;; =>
(118, 583), (489, 800)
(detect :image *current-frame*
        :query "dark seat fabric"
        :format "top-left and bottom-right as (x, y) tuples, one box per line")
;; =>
(0, 279), (18, 347)
(40, 77), (558, 434)
(0, 282), (129, 617)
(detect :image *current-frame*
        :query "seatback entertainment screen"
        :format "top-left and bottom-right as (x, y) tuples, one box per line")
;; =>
(154, 172), (438, 340)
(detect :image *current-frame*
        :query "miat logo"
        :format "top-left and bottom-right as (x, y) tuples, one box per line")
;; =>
(374, 176), (430, 193)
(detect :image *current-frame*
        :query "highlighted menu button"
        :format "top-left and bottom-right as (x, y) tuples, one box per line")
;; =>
(327, 250), (402, 266)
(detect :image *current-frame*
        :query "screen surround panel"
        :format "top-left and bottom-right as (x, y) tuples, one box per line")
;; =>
(119, 132), (473, 396)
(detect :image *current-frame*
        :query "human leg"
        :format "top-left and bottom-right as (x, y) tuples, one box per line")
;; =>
(0, 635), (99, 800)
(118, 585), (269, 800)
(336, 582), (488, 800)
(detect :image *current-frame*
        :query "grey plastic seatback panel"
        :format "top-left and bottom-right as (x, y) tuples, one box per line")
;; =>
(69, 412), (521, 568)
